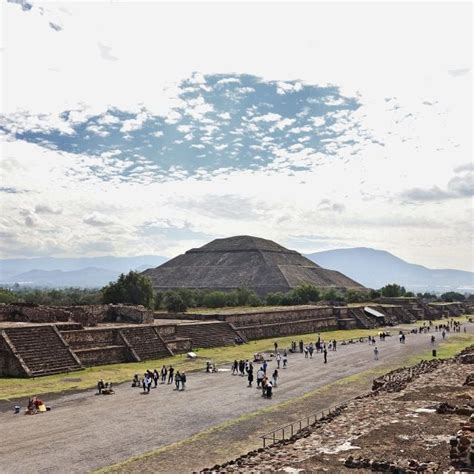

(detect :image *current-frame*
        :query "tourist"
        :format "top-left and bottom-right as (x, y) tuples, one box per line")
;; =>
(442, 330), (446, 340)
(132, 374), (140, 388)
(175, 371), (181, 390)
(181, 372), (187, 390)
(283, 350), (288, 368)
(323, 347), (328, 364)
(160, 365), (167, 383)
(261, 376), (268, 397)
(374, 347), (379, 361)
(248, 368), (254, 387)
(168, 366), (174, 384)
(206, 360), (211, 373)
(431, 335), (436, 345)
(304, 346), (309, 359)
(265, 380), (273, 398)
(276, 352), (281, 369)
(97, 379), (105, 395)
(333, 339), (337, 351)
(239, 360), (245, 376)
(153, 369), (159, 388)
(272, 369), (279, 387)
(308, 343), (314, 359)
(274, 341), (278, 353)
(232, 360), (238, 375)
(262, 360), (268, 374)
(299, 340), (304, 353)
(256, 368), (265, 388)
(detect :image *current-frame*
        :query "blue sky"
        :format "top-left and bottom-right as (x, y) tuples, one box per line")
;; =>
(0, 1), (472, 271)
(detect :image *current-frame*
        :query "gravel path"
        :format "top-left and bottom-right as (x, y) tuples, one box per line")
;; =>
(0, 327), (471, 473)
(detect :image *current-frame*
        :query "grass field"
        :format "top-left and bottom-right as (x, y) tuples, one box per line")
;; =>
(0, 316), (471, 401)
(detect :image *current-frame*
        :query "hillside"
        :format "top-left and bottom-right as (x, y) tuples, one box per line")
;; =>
(0, 255), (167, 288)
(306, 247), (474, 292)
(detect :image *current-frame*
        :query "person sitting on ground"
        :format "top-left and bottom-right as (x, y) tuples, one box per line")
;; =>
(206, 360), (211, 373)
(25, 396), (38, 415)
(132, 374), (140, 387)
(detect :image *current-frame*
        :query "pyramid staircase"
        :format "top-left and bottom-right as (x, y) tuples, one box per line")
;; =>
(120, 326), (173, 360)
(173, 321), (243, 349)
(348, 308), (377, 329)
(2, 326), (83, 377)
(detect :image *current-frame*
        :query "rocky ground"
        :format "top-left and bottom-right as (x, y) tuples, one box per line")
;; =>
(204, 347), (474, 473)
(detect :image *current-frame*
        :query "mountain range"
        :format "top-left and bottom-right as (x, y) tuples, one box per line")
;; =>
(307, 248), (473, 293)
(0, 248), (472, 292)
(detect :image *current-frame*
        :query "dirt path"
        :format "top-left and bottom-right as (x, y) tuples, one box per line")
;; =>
(0, 328), (472, 473)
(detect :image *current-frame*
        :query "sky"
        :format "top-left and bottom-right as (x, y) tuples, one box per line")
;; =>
(0, 1), (473, 271)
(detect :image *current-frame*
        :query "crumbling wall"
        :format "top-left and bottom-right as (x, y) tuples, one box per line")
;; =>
(0, 303), (71, 323)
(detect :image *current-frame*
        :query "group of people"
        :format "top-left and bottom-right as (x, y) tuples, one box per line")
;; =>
(97, 379), (114, 395)
(131, 366), (187, 392)
(25, 396), (47, 415)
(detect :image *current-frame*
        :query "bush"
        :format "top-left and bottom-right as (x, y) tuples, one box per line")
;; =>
(202, 291), (229, 308)
(292, 284), (320, 304)
(380, 283), (407, 298)
(346, 290), (367, 303)
(163, 291), (187, 313)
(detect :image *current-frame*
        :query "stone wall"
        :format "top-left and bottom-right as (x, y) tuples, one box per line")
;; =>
(65, 304), (154, 326)
(222, 307), (334, 328)
(238, 317), (338, 340)
(61, 328), (123, 349)
(0, 303), (71, 323)
(73, 346), (132, 366)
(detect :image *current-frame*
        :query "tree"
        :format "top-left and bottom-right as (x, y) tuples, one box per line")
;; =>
(380, 283), (407, 297)
(163, 291), (187, 313)
(440, 291), (465, 302)
(0, 288), (20, 304)
(346, 290), (367, 303)
(292, 284), (321, 304)
(101, 271), (155, 309)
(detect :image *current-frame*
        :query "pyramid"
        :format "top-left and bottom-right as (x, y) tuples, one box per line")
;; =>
(142, 235), (365, 296)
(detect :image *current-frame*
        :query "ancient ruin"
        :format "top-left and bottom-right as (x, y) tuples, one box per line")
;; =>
(142, 235), (365, 296)
(0, 298), (468, 377)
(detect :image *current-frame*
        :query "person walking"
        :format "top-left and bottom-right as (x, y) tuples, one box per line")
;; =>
(272, 369), (279, 387)
(374, 347), (379, 361)
(262, 360), (268, 374)
(276, 352), (281, 369)
(232, 360), (238, 375)
(283, 350), (288, 368)
(308, 344), (314, 359)
(153, 369), (159, 388)
(160, 365), (167, 384)
(168, 366), (174, 384)
(274, 341), (278, 354)
(256, 368), (265, 388)
(299, 340), (304, 353)
(248, 368), (254, 387)
(180, 372), (186, 390)
(333, 339), (337, 351)
(174, 371), (181, 390)
(323, 347), (328, 364)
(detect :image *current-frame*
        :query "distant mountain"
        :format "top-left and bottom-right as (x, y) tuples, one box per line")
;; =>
(306, 247), (474, 292)
(0, 255), (168, 288)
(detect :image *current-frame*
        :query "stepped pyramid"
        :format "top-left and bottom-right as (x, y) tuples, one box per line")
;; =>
(142, 235), (365, 296)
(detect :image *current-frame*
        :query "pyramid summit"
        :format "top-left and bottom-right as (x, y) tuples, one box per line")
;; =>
(142, 235), (365, 296)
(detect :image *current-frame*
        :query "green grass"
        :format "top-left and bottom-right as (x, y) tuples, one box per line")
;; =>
(1, 318), (472, 401)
